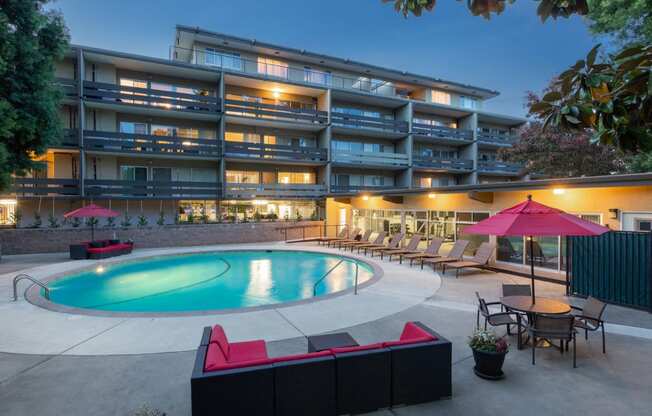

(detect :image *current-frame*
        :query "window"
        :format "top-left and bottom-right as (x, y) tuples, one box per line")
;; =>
(225, 131), (259, 143)
(119, 78), (148, 104)
(119, 122), (147, 135)
(258, 57), (288, 78)
(459, 96), (478, 109)
(304, 67), (331, 85)
(431, 90), (451, 105)
(278, 172), (315, 184)
(120, 166), (147, 181)
(152, 167), (171, 182)
(635, 219), (652, 232)
(226, 170), (259, 184)
(205, 48), (242, 71)
(418, 177), (432, 188)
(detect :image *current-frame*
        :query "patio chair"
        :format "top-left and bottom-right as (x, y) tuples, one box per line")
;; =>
(475, 292), (521, 336)
(441, 242), (496, 278)
(501, 284), (532, 321)
(327, 227), (360, 247)
(355, 232), (387, 254)
(385, 234), (423, 262)
(421, 239), (470, 270)
(317, 225), (348, 245)
(527, 314), (577, 368)
(368, 233), (404, 259)
(570, 296), (607, 353)
(400, 237), (444, 266)
(338, 230), (372, 250)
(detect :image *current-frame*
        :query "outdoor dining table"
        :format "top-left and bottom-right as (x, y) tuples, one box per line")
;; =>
(501, 295), (571, 350)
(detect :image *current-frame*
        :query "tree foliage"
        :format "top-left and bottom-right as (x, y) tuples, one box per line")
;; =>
(499, 121), (625, 177)
(0, 0), (69, 191)
(528, 43), (652, 153)
(384, 0), (588, 21)
(586, 0), (652, 44)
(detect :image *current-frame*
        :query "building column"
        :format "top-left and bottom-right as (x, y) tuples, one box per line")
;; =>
(77, 47), (86, 198)
(458, 112), (478, 185)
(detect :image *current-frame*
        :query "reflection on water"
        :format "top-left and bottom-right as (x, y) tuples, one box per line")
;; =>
(246, 259), (273, 300)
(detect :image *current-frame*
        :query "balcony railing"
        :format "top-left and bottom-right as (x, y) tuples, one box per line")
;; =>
(330, 184), (400, 193)
(55, 77), (78, 99)
(170, 45), (396, 97)
(83, 130), (221, 158)
(224, 99), (328, 125)
(10, 178), (80, 197)
(477, 132), (518, 146)
(477, 160), (523, 175)
(225, 183), (326, 199)
(82, 81), (221, 114)
(412, 157), (473, 171)
(331, 112), (409, 134)
(84, 180), (221, 199)
(332, 150), (409, 168)
(412, 123), (473, 142)
(224, 142), (326, 163)
(51, 128), (79, 147)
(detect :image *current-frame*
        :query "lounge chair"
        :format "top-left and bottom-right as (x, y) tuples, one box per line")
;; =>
(338, 230), (372, 250)
(368, 233), (404, 259)
(355, 232), (387, 254)
(441, 242), (496, 278)
(385, 234), (423, 262)
(421, 239), (470, 270)
(317, 226), (349, 245)
(400, 238), (444, 266)
(327, 228), (361, 247)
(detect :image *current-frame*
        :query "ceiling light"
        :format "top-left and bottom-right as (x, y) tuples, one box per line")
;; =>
(362, 195), (369, 201)
(428, 193), (436, 199)
(553, 188), (565, 195)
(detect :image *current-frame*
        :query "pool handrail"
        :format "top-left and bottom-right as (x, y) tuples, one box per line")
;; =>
(312, 259), (360, 296)
(13, 274), (50, 301)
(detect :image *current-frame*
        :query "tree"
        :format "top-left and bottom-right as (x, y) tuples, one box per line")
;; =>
(586, 0), (652, 44)
(499, 122), (625, 177)
(0, 1), (69, 191)
(384, 0), (588, 21)
(529, 43), (652, 153)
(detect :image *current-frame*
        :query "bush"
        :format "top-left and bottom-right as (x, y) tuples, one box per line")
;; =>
(71, 217), (81, 228)
(253, 211), (262, 222)
(47, 213), (60, 228)
(10, 208), (22, 227)
(137, 214), (148, 228)
(85, 217), (98, 228)
(121, 214), (132, 228)
(105, 216), (116, 228)
(30, 212), (42, 228)
(156, 212), (165, 226)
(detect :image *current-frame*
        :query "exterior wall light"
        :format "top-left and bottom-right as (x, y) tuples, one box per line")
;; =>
(272, 88), (282, 98)
(553, 188), (565, 195)
(428, 193), (436, 199)
(362, 195), (369, 201)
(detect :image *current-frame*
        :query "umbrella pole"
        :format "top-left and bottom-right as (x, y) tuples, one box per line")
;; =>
(529, 236), (536, 304)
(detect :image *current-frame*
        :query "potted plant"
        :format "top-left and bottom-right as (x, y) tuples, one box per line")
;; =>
(469, 330), (508, 380)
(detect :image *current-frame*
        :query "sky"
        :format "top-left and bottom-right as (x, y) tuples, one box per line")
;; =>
(47, 0), (605, 117)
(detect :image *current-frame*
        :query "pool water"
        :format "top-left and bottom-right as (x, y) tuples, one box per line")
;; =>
(44, 250), (374, 313)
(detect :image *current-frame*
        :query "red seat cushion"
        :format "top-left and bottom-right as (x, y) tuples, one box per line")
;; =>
(229, 340), (268, 362)
(204, 343), (271, 372)
(382, 322), (436, 347)
(330, 342), (384, 354)
(383, 336), (434, 347)
(210, 325), (230, 357)
(272, 350), (332, 363)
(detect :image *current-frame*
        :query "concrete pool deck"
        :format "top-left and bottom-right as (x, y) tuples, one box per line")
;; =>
(0, 242), (441, 355)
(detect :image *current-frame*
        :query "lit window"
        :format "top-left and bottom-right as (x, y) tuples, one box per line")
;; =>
(431, 90), (451, 105)
(459, 96), (479, 109)
(258, 57), (288, 78)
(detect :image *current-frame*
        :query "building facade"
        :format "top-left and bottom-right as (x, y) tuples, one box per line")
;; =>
(0, 25), (526, 226)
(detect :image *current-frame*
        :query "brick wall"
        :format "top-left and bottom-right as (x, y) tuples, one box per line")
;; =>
(0, 221), (324, 255)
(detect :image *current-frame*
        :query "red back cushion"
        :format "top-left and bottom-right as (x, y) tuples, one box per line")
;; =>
(204, 343), (227, 372)
(210, 325), (230, 357)
(400, 322), (436, 341)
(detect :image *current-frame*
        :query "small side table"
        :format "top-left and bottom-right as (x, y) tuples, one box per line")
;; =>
(307, 332), (359, 352)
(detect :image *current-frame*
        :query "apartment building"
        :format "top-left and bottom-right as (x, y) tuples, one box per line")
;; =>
(0, 25), (526, 226)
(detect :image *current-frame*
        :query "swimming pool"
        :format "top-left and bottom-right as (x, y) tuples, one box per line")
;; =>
(43, 250), (375, 313)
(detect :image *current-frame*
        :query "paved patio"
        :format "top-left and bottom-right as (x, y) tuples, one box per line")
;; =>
(1, 243), (651, 416)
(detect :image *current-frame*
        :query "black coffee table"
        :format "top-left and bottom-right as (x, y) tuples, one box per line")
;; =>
(307, 332), (359, 352)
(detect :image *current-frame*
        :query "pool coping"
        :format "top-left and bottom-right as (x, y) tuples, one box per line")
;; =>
(24, 248), (384, 318)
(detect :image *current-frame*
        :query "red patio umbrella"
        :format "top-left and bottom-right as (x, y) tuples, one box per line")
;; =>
(64, 203), (119, 241)
(463, 195), (609, 303)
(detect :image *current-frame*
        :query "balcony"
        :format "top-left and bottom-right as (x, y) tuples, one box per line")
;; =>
(84, 180), (221, 199)
(412, 157), (473, 172)
(224, 183), (326, 199)
(224, 99), (327, 127)
(411, 123), (473, 144)
(332, 150), (409, 169)
(224, 142), (326, 164)
(83, 131), (221, 159)
(331, 112), (409, 136)
(55, 78), (78, 100)
(82, 81), (221, 117)
(330, 184), (401, 194)
(477, 160), (523, 176)
(49, 128), (79, 148)
(10, 178), (79, 198)
(477, 132), (518, 147)
(171, 46), (397, 98)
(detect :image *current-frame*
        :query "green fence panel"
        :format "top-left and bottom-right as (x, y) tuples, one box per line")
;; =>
(570, 232), (651, 311)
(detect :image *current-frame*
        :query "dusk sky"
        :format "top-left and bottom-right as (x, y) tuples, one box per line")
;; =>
(48, 0), (604, 117)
